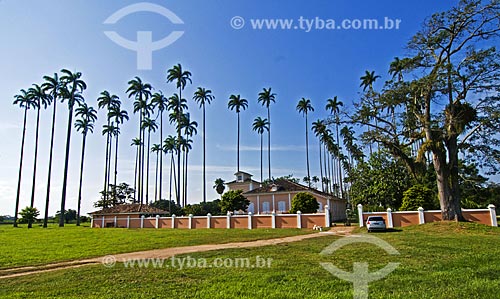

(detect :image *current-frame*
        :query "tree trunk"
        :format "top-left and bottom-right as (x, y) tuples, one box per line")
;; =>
(133, 143), (138, 203)
(114, 125), (119, 189)
(76, 133), (87, 226)
(44, 97), (57, 228)
(305, 113), (310, 186)
(159, 110), (163, 202)
(260, 133), (263, 183)
(203, 105), (206, 203)
(154, 150), (159, 202)
(59, 102), (75, 227)
(30, 105), (41, 213)
(319, 140), (323, 192)
(103, 116), (110, 202)
(14, 107), (28, 227)
(267, 107), (271, 180)
(146, 130), (151, 204)
(237, 112), (240, 172)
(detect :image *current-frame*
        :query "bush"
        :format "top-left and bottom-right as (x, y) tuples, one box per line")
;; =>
(290, 192), (319, 213)
(400, 184), (439, 211)
(220, 190), (250, 213)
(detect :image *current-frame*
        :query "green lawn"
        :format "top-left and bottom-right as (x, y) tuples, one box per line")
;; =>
(1, 222), (499, 298)
(0, 224), (311, 269)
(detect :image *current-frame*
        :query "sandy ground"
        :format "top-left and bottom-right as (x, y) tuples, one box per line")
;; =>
(0, 226), (354, 279)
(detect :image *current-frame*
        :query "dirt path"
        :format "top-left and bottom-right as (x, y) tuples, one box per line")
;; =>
(0, 227), (354, 279)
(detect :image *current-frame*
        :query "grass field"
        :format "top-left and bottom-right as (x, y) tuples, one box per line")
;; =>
(0, 224), (311, 269)
(2, 222), (500, 298)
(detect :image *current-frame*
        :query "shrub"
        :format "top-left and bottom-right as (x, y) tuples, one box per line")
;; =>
(220, 190), (250, 213)
(290, 192), (319, 213)
(400, 184), (439, 211)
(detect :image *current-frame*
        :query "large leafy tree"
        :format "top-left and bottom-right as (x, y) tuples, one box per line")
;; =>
(350, 0), (500, 220)
(74, 103), (97, 226)
(59, 69), (86, 227)
(193, 87), (214, 203)
(13, 89), (37, 227)
(220, 190), (250, 214)
(257, 87), (276, 180)
(252, 117), (269, 184)
(167, 64), (192, 206)
(296, 98), (314, 186)
(228, 94), (248, 172)
(42, 73), (62, 228)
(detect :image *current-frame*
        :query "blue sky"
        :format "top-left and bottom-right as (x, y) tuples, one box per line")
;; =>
(0, 0), (457, 216)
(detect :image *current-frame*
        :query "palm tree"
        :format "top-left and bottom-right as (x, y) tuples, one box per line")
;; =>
(296, 98), (314, 186)
(326, 96), (344, 198)
(163, 135), (177, 203)
(108, 104), (129, 188)
(142, 117), (158, 204)
(228, 94), (248, 172)
(59, 69), (86, 227)
(102, 124), (119, 201)
(178, 136), (193, 206)
(257, 88), (276, 180)
(97, 91), (119, 203)
(252, 117), (269, 184)
(151, 143), (162, 202)
(74, 103), (97, 226)
(13, 89), (37, 227)
(360, 70), (381, 92)
(213, 178), (225, 197)
(127, 77), (153, 204)
(42, 73), (62, 228)
(151, 91), (168, 201)
(193, 87), (214, 203)
(27, 84), (49, 221)
(312, 119), (326, 192)
(131, 138), (142, 202)
(167, 64), (192, 206)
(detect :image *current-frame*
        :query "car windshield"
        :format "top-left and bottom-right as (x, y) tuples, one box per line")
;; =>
(368, 216), (384, 221)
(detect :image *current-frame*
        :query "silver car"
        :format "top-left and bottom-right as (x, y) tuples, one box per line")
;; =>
(366, 216), (386, 232)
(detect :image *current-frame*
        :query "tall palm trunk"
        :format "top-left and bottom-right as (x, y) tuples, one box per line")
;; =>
(159, 111), (163, 201)
(202, 105), (206, 203)
(184, 149), (189, 206)
(323, 145), (329, 192)
(336, 124), (344, 199)
(154, 149), (159, 202)
(304, 113), (310, 186)
(267, 108), (271, 180)
(103, 117), (110, 202)
(260, 132), (264, 183)
(28, 104), (41, 229)
(237, 112), (240, 172)
(169, 153), (174, 202)
(106, 126), (113, 198)
(43, 99), (57, 228)
(76, 131), (87, 226)
(138, 114), (143, 204)
(176, 90), (182, 206)
(327, 149), (332, 194)
(114, 125), (119, 188)
(318, 140), (323, 192)
(14, 106), (28, 227)
(59, 100), (75, 227)
(145, 130), (151, 204)
(133, 143), (139, 203)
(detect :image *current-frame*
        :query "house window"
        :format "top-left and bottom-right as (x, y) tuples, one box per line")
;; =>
(278, 201), (286, 212)
(248, 203), (255, 213)
(262, 202), (270, 213)
(237, 175), (243, 182)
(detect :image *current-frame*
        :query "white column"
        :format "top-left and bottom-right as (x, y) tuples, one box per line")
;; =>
(155, 215), (160, 229)
(272, 194), (276, 212)
(488, 204), (497, 227)
(227, 212), (231, 229)
(101, 216), (105, 228)
(297, 211), (302, 228)
(418, 207), (425, 224)
(171, 215), (176, 229)
(288, 193), (292, 211)
(248, 212), (253, 230)
(325, 205), (331, 228)
(386, 208), (393, 228)
(207, 213), (212, 229)
(126, 216), (130, 229)
(90, 216), (94, 228)
(271, 212), (276, 229)
(114, 216), (117, 228)
(189, 214), (193, 229)
(140, 215), (145, 228)
(257, 195), (260, 214)
(357, 204), (364, 227)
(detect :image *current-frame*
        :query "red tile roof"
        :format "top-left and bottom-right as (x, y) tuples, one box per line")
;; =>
(243, 179), (341, 200)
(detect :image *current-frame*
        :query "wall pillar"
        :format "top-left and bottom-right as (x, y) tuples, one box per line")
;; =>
(140, 215), (145, 229)
(90, 216), (94, 228)
(126, 216), (130, 229)
(357, 204), (364, 227)
(155, 215), (160, 229)
(189, 214), (193, 229)
(207, 213), (212, 229)
(271, 212), (276, 229)
(227, 212), (231, 229)
(325, 205), (331, 228)
(248, 212), (253, 230)
(386, 208), (393, 228)
(297, 211), (302, 228)
(101, 216), (105, 228)
(114, 216), (117, 228)
(488, 204), (498, 227)
(171, 215), (176, 229)
(418, 207), (425, 224)
(257, 195), (260, 214)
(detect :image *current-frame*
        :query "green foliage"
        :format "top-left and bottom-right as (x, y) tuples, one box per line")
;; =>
(0, 216), (4, 223)
(94, 183), (135, 209)
(289, 192), (319, 213)
(220, 190), (250, 213)
(54, 209), (77, 224)
(262, 175), (299, 186)
(401, 184), (439, 211)
(150, 200), (184, 216)
(181, 200), (222, 216)
(19, 207), (40, 228)
(347, 151), (414, 209)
